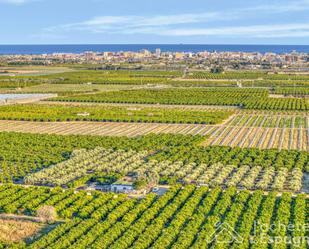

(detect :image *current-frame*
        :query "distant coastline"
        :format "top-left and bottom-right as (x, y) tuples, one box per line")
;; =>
(0, 44), (309, 55)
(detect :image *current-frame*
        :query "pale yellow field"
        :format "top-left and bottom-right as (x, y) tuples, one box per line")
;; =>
(0, 218), (41, 242)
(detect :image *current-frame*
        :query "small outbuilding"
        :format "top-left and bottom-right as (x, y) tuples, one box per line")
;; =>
(110, 180), (135, 193)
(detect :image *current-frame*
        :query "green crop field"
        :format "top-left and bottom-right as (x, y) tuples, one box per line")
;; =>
(187, 71), (309, 80)
(0, 132), (307, 184)
(0, 104), (233, 124)
(51, 88), (268, 105)
(0, 184), (307, 249)
(273, 87), (309, 95)
(0, 70), (175, 85)
(51, 88), (309, 111)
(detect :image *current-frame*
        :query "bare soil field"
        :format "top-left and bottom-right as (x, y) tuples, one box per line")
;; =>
(0, 66), (73, 76)
(0, 218), (42, 243)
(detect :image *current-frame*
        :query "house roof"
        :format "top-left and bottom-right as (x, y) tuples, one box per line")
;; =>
(111, 180), (133, 186)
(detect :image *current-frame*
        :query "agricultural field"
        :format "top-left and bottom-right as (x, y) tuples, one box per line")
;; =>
(0, 104), (233, 124)
(186, 71), (309, 81)
(51, 88), (309, 111)
(2, 68), (309, 102)
(0, 70), (174, 86)
(0, 68), (308, 248)
(24, 147), (304, 192)
(0, 132), (203, 183)
(0, 83), (141, 95)
(0, 132), (307, 188)
(0, 66), (73, 76)
(2, 68), (309, 87)
(35, 69), (182, 82)
(50, 88), (269, 106)
(0, 218), (45, 244)
(41, 100), (240, 110)
(205, 113), (309, 151)
(273, 87), (309, 96)
(0, 120), (213, 137)
(173, 79), (309, 87)
(0, 112), (308, 152)
(0, 184), (308, 249)
(0, 82), (40, 89)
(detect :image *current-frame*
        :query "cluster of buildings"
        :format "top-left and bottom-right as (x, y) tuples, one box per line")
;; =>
(195, 50), (309, 70)
(1, 49), (308, 71)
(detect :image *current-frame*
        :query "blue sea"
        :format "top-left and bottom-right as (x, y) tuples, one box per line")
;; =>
(0, 44), (308, 55)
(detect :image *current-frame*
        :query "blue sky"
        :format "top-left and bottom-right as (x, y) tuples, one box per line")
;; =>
(1, 0), (309, 44)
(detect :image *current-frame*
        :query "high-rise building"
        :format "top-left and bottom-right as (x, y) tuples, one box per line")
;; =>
(141, 49), (152, 57)
(155, 48), (161, 57)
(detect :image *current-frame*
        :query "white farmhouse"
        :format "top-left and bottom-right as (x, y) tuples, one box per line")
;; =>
(110, 180), (134, 193)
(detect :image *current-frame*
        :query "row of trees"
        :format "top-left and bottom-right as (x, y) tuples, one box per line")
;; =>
(25, 146), (305, 192)
(0, 103), (233, 124)
(0, 184), (307, 248)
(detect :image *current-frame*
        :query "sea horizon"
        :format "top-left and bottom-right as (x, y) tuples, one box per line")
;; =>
(0, 44), (309, 55)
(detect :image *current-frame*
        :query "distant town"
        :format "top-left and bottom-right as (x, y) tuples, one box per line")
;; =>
(1, 49), (309, 71)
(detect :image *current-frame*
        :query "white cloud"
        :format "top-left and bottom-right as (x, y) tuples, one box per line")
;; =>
(149, 23), (309, 38)
(39, 0), (309, 39)
(46, 0), (309, 32)
(44, 14), (309, 39)
(46, 12), (233, 34)
(252, 0), (309, 13)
